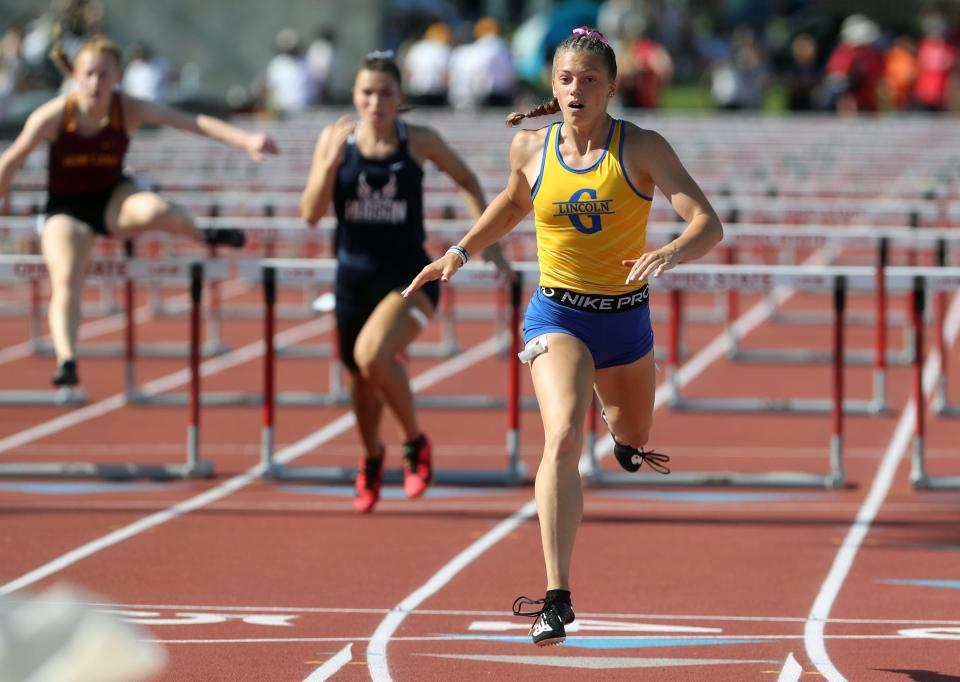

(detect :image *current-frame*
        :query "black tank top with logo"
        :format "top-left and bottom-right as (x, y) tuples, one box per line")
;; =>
(333, 121), (426, 271)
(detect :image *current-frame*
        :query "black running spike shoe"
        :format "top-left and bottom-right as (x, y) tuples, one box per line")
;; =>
(52, 359), (79, 387)
(600, 409), (671, 474)
(612, 440), (671, 474)
(512, 595), (576, 646)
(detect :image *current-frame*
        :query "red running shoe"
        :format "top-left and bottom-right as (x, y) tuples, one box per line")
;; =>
(353, 451), (384, 513)
(402, 434), (432, 498)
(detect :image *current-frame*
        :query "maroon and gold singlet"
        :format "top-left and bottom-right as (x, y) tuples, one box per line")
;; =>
(48, 91), (129, 194)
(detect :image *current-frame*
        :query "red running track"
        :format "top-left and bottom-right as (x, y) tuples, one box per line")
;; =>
(1, 280), (959, 681)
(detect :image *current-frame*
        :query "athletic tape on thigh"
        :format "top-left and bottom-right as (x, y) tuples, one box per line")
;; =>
(409, 306), (430, 329)
(518, 334), (548, 364)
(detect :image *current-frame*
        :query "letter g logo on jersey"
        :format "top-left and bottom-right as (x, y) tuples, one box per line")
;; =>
(553, 188), (612, 235)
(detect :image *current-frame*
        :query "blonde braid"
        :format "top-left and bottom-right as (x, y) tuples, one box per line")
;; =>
(48, 23), (72, 79)
(48, 28), (123, 81)
(505, 97), (561, 127)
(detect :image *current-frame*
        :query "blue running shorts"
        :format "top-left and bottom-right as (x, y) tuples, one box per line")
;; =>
(522, 285), (654, 369)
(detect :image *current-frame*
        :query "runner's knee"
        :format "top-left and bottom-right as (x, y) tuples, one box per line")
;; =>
(543, 423), (584, 463)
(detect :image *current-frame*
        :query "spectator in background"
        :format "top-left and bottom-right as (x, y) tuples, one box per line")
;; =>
(884, 35), (917, 111)
(265, 27), (313, 116)
(0, 28), (22, 123)
(21, 0), (105, 89)
(784, 32), (821, 111)
(121, 42), (167, 102)
(597, 0), (644, 44)
(825, 14), (885, 113)
(306, 28), (335, 105)
(914, 13), (957, 112)
(620, 18), (673, 108)
(448, 17), (515, 109)
(402, 22), (452, 106)
(710, 26), (768, 110)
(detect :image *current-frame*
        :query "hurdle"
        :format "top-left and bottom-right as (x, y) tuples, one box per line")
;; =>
(902, 267), (960, 489)
(22, 239), (228, 360)
(657, 264), (882, 421)
(0, 215), (127, 322)
(0, 255), (90, 406)
(257, 260), (531, 485)
(581, 264), (871, 487)
(0, 262), (214, 479)
(721, 230), (959, 413)
(237, 257), (530, 408)
(122, 257), (236, 407)
(931, 241), (960, 417)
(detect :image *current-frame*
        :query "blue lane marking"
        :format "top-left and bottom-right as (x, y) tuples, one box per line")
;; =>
(594, 490), (829, 503)
(277, 485), (507, 499)
(438, 635), (767, 649)
(880, 579), (960, 590)
(0, 482), (177, 495)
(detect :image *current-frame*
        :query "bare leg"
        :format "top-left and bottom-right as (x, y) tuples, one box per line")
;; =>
(349, 371), (385, 459)
(40, 216), (96, 364)
(106, 185), (200, 241)
(593, 349), (657, 448)
(528, 333), (595, 591)
(352, 290), (433, 442)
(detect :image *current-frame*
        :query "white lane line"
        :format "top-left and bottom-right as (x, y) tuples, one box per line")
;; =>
(0, 335), (503, 597)
(26, 602), (960, 625)
(366, 499), (538, 680)
(804, 292), (960, 682)
(777, 652), (803, 682)
(0, 316), (334, 456)
(303, 643), (352, 682)
(141, 634), (923, 645)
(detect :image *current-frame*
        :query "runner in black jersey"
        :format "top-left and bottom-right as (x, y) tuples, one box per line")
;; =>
(302, 51), (511, 513)
(0, 31), (278, 388)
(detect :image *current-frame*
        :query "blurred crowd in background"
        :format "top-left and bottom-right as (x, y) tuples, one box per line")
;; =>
(1, 0), (959, 128)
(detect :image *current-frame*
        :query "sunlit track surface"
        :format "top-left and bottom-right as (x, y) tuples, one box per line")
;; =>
(1, 112), (959, 681)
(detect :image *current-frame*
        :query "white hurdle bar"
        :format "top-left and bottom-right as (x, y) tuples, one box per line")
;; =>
(0, 261), (215, 479)
(254, 259), (531, 485)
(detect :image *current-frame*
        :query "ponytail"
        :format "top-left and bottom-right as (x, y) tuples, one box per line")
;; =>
(48, 23), (72, 79)
(505, 97), (562, 126)
(48, 26), (123, 81)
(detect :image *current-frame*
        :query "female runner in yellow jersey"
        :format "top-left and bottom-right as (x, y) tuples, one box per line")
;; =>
(403, 27), (722, 645)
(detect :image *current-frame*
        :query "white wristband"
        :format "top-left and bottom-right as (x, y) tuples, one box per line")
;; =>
(446, 245), (468, 267)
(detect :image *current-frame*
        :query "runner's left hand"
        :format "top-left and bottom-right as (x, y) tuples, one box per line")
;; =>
(623, 244), (680, 284)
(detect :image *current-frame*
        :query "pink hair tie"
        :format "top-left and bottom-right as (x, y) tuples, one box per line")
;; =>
(571, 26), (609, 45)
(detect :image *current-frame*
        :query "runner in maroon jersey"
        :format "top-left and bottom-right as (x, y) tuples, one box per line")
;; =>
(0, 31), (278, 387)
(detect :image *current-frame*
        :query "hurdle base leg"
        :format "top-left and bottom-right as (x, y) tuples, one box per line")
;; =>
(910, 435), (927, 488)
(262, 465), (530, 486)
(590, 469), (847, 488)
(668, 397), (879, 415)
(0, 388), (88, 406)
(0, 460), (214, 480)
